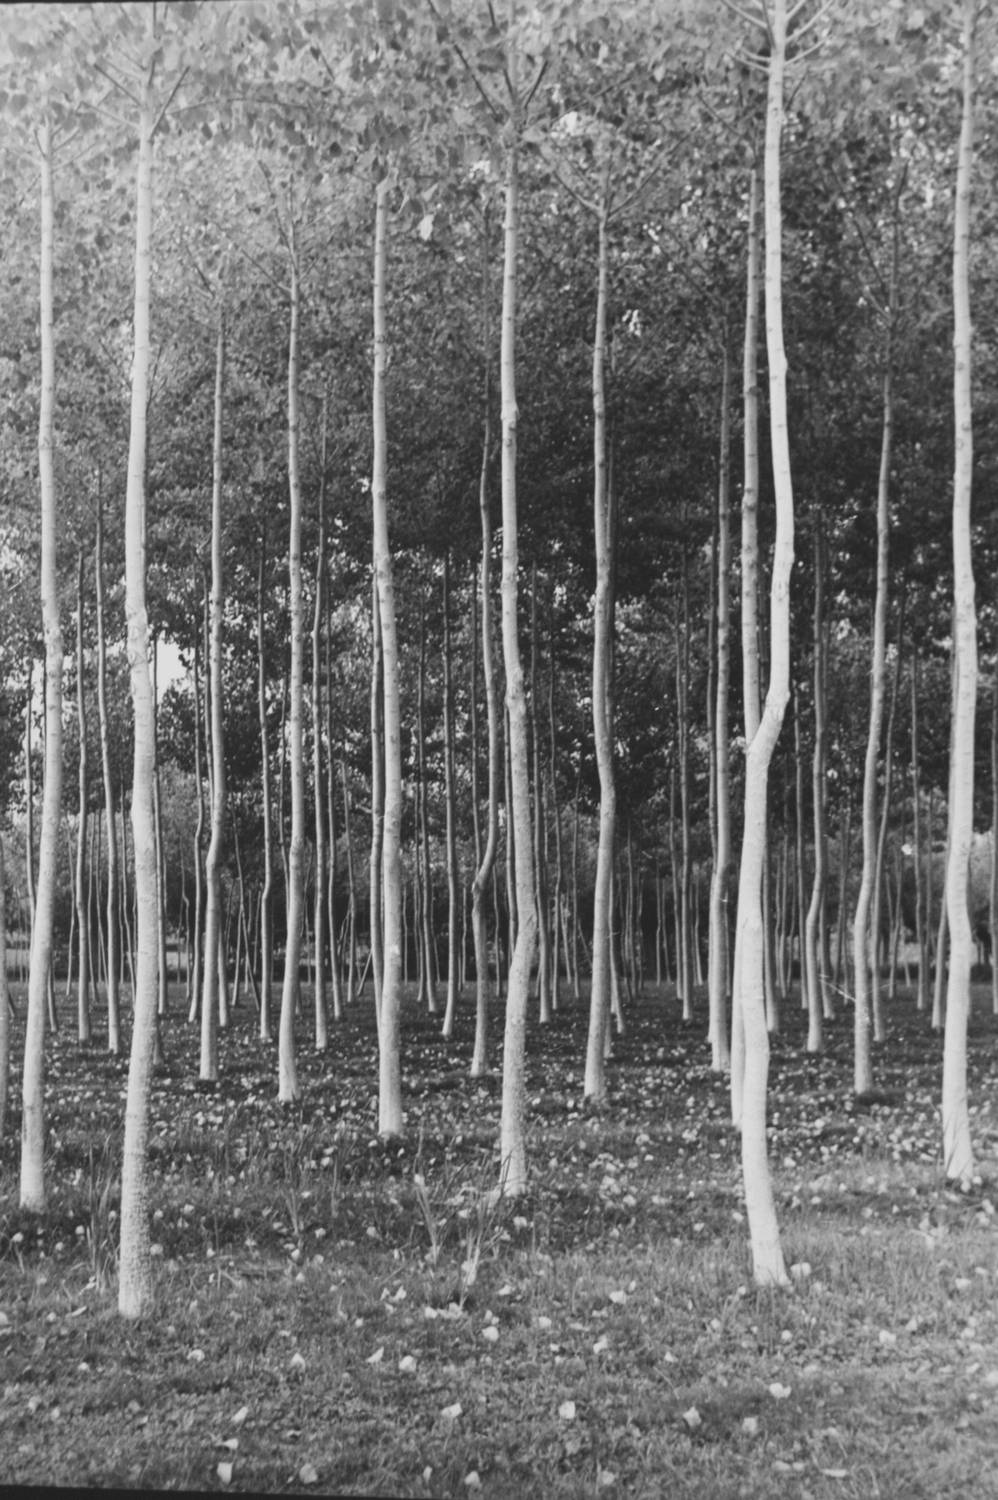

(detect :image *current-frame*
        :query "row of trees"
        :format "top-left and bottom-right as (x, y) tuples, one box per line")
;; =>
(2, 0), (996, 1309)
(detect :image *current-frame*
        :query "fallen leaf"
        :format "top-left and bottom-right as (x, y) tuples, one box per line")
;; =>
(682, 1406), (702, 1431)
(481, 1325), (500, 1344)
(366, 1346), (384, 1365)
(299, 1462), (319, 1485)
(398, 1354), (417, 1373)
(441, 1402), (462, 1420)
(464, 1472), (481, 1489)
(217, 1461), (233, 1485)
(768, 1383), (792, 1400)
(231, 1406), (249, 1427)
(558, 1400), (577, 1421)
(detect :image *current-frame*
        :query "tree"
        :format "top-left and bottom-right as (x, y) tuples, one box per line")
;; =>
(20, 109), (63, 1213)
(941, 0), (978, 1186)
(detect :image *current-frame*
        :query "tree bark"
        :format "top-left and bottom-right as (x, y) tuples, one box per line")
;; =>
(311, 396), (329, 1051)
(75, 551), (92, 1045)
(585, 175), (616, 1103)
(708, 335), (732, 1072)
(730, 158), (762, 1128)
(257, 525), (274, 1040)
(731, 0), (792, 1287)
(21, 113), (63, 1213)
(441, 554), (461, 1037)
(942, 0), (978, 1185)
(803, 514), (826, 1051)
(372, 177), (404, 1137)
(118, 53), (160, 1317)
(95, 490), (121, 1053)
(497, 11), (537, 1195)
(200, 309), (226, 1082)
(278, 221), (304, 1104)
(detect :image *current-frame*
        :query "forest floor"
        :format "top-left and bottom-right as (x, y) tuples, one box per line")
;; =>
(2, 978), (998, 1497)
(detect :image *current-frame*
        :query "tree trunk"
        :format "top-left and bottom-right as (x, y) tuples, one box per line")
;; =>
(942, 0), (978, 1185)
(990, 680), (998, 1016)
(278, 222), (304, 1104)
(708, 335), (732, 1071)
(441, 554), (461, 1037)
(497, 20), (537, 1194)
(369, 574), (384, 1022)
(416, 603), (438, 1013)
(804, 514), (826, 1051)
(95, 490), (121, 1054)
(21, 114), (63, 1213)
(585, 178), (616, 1102)
(0, 835), (8, 1139)
(257, 526), (274, 1041)
(530, 562), (552, 1025)
(853, 166), (903, 1095)
(311, 396), (329, 1051)
(871, 595), (906, 1037)
(118, 57), (161, 1317)
(76, 551), (92, 1045)
(730, 158), (762, 1128)
(200, 310), (226, 1083)
(910, 654), (929, 1012)
(731, 0), (792, 1287)
(470, 373), (500, 1072)
(372, 177), (404, 1138)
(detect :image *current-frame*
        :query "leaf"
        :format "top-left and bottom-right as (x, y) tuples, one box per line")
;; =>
(398, 1354), (417, 1373)
(217, 1461), (233, 1484)
(230, 1406), (249, 1427)
(299, 1463), (319, 1485)
(366, 1346), (385, 1365)
(682, 1407), (702, 1432)
(558, 1400), (577, 1421)
(768, 1383), (792, 1400)
(441, 1402), (462, 1420)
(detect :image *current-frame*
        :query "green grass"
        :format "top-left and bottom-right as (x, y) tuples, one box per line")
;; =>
(2, 980), (998, 1495)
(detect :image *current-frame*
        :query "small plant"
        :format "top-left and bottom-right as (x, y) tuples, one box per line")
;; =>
(85, 1133), (118, 1291)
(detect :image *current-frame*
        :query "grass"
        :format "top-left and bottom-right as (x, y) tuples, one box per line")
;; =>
(2, 978), (998, 1496)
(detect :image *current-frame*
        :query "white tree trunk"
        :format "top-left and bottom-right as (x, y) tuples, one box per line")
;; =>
(21, 114), (63, 1214)
(732, 0), (792, 1288)
(497, 15), (537, 1193)
(118, 58), (160, 1318)
(278, 235), (303, 1104)
(200, 310), (226, 1082)
(942, 0), (977, 1186)
(372, 177), (404, 1138)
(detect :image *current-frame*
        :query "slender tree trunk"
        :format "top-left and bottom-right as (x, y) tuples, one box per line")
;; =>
(278, 223), (304, 1104)
(942, 0), (978, 1184)
(730, 158), (762, 1127)
(441, 554), (461, 1037)
(75, 552), (92, 1045)
(990, 680), (998, 1015)
(311, 397), (329, 1051)
(871, 595), (906, 1037)
(497, 22), (537, 1194)
(731, 1), (792, 1287)
(118, 56), (160, 1316)
(708, 336), (732, 1071)
(804, 514), (826, 1051)
(910, 654), (929, 1011)
(416, 604), (437, 1013)
(530, 563), (552, 1025)
(200, 311), (226, 1082)
(21, 114), (63, 1213)
(0, 836), (8, 1139)
(369, 574), (385, 1023)
(257, 526), (274, 1040)
(853, 168), (903, 1094)
(324, 602), (343, 1023)
(372, 177), (404, 1137)
(585, 178), (616, 1102)
(151, 647), (169, 1028)
(471, 389), (500, 1071)
(95, 490), (121, 1053)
